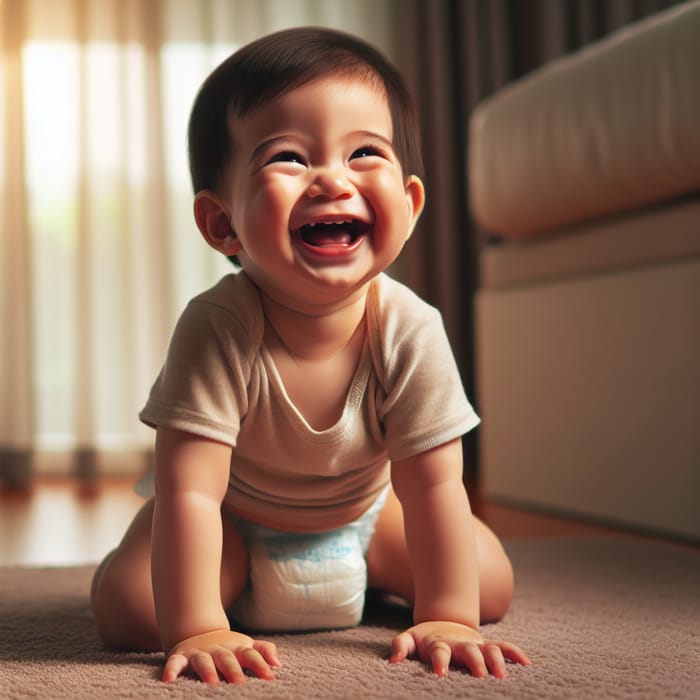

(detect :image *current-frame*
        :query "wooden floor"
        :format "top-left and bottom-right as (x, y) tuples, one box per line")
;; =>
(0, 476), (636, 568)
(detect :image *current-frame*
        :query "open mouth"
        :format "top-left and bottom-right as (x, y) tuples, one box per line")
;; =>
(299, 219), (370, 248)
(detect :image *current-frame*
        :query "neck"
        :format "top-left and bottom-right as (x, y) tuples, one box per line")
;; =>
(260, 286), (369, 361)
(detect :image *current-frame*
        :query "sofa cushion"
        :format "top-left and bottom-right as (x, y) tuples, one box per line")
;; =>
(480, 195), (700, 289)
(469, 1), (700, 240)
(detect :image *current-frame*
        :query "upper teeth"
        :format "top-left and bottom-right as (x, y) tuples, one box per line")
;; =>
(310, 220), (353, 227)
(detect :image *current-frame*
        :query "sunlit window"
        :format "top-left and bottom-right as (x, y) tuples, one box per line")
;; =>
(23, 40), (81, 449)
(21, 38), (232, 453)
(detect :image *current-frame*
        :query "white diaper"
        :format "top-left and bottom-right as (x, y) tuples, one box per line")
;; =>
(228, 488), (388, 632)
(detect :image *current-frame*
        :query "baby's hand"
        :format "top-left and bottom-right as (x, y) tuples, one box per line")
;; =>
(163, 629), (282, 683)
(390, 620), (531, 678)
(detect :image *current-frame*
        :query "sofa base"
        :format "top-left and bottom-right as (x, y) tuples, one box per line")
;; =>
(475, 257), (700, 541)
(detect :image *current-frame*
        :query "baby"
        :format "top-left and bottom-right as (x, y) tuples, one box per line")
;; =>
(91, 26), (530, 684)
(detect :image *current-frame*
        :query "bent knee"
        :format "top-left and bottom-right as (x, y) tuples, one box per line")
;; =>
(474, 517), (515, 623)
(480, 549), (514, 623)
(91, 548), (160, 651)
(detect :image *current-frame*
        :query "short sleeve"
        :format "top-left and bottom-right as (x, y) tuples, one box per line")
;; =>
(139, 279), (260, 446)
(370, 277), (480, 462)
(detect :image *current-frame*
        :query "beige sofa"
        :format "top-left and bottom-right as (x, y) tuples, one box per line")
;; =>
(469, 2), (700, 541)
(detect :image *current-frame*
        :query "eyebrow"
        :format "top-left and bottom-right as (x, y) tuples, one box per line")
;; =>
(352, 130), (394, 149)
(249, 136), (293, 166)
(249, 130), (395, 165)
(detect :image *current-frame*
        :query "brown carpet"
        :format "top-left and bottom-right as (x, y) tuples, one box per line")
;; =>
(1, 537), (698, 699)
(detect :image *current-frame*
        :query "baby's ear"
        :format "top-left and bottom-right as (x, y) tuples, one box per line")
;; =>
(193, 190), (242, 256)
(404, 175), (426, 240)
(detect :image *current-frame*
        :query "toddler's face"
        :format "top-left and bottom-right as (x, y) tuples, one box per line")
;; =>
(221, 75), (424, 313)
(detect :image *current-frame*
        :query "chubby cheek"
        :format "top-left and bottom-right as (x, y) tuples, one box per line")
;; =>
(241, 181), (296, 243)
(365, 172), (414, 243)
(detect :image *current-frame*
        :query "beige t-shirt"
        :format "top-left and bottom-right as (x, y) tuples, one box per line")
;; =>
(140, 271), (479, 530)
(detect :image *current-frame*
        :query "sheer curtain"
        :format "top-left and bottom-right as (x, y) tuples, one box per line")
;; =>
(0, 0), (401, 486)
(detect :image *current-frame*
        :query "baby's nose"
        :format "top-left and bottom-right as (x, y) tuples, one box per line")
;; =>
(306, 168), (353, 199)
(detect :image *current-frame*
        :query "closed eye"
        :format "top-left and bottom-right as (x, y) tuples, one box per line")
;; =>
(350, 145), (383, 160)
(267, 151), (306, 165)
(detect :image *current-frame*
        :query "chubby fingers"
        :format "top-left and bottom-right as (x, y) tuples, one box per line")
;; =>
(389, 628), (532, 679)
(162, 643), (282, 684)
(480, 643), (507, 678)
(190, 650), (225, 684)
(494, 639), (532, 667)
(427, 640), (453, 677)
(393, 634), (486, 678)
(162, 652), (189, 683)
(467, 639), (532, 679)
(236, 646), (277, 681)
(389, 631), (417, 665)
(253, 639), (283, 669)
(163, 649), (240, 684)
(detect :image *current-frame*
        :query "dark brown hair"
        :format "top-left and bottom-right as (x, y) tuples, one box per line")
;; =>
(188, 26), (423, 194)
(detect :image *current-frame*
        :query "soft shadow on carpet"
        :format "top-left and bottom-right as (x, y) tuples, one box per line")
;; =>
(1, 537), (698, 699)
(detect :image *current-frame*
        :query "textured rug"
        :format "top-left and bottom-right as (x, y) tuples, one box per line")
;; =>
(0, 537), (698, 699)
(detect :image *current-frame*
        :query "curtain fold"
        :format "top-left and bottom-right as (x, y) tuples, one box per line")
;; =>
(0, 0), (401, 486)
(1, 0), (33, 486)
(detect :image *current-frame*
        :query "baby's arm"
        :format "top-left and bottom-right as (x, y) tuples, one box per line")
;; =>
(151, 427), (280, 683)
(389, 438), (530, 677)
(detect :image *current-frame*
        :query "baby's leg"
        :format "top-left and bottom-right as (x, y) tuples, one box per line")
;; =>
(90, 498), (249, 651)
(366, 487), (514, 623)
(90, 499), (159, 650)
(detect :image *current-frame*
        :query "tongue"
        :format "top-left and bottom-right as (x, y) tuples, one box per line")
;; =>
(303, 228), (353, 247)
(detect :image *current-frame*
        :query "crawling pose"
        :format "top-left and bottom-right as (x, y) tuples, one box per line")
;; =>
(91, 26), (531, 684)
